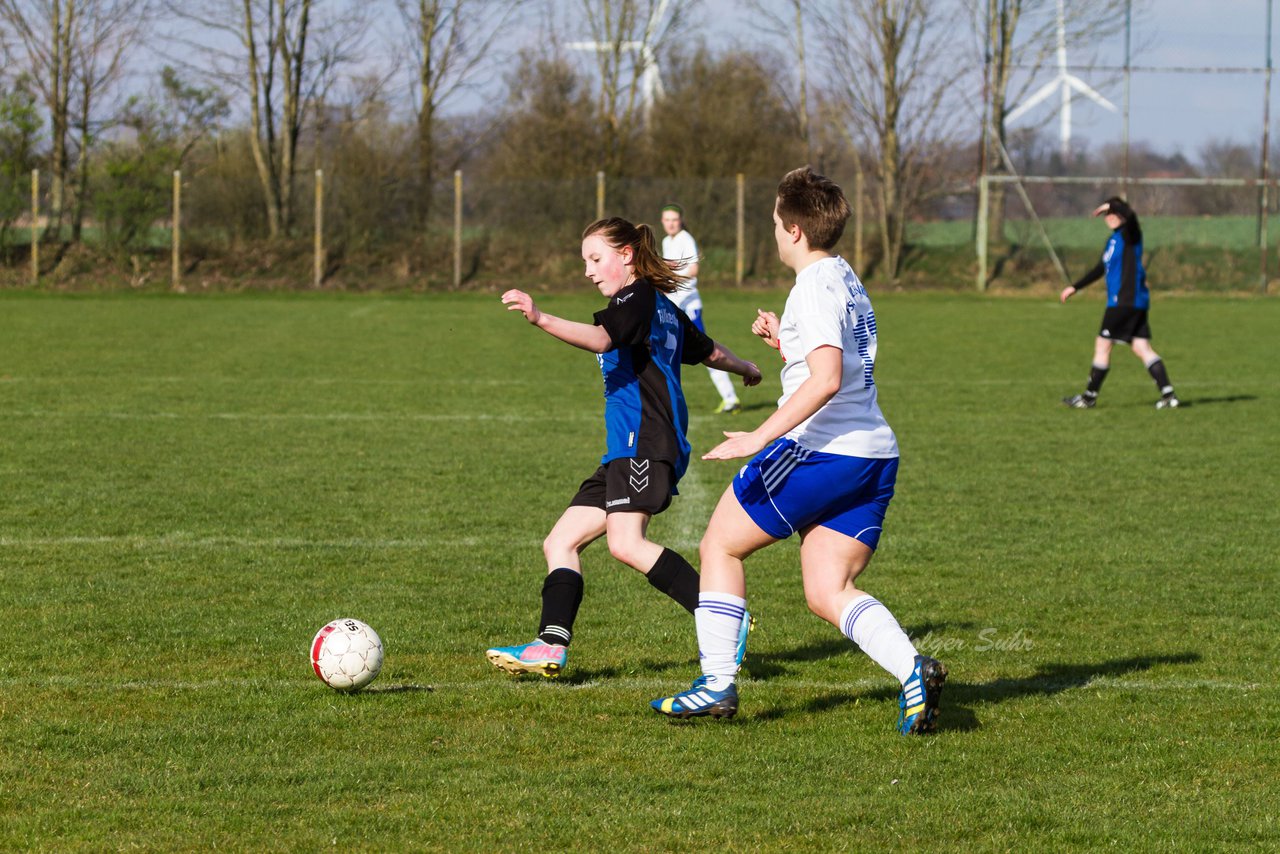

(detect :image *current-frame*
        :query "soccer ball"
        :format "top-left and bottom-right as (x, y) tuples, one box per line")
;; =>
(310, 618), (384, 692)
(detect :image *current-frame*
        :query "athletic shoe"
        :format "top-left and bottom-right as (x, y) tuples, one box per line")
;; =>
(650, 682), (739, 719)
(1062, 393), (1096, 409)
(1156, 393), (1180, 409)
(897, 655), (948, 735)
(714, 399), (741, 414)
(485, 640), (567, 678)
(690, 610), (754, 689)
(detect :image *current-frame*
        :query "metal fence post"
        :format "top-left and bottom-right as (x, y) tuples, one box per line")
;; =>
(735, 173), (745, 285)
(976, 174), (990, 291)
(1260, 0), (1274, 291)
(314, 169), (324, 288)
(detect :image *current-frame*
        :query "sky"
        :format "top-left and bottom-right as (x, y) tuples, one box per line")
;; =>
(684, 0), (1280, 159)
(154, 0), (1278, 162)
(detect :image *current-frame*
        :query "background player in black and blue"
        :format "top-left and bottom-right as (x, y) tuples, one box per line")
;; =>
(487, 217), (761, 678)
(1061, 197), (1180, 409)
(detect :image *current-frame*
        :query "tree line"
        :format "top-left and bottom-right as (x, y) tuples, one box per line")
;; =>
(0, 0), (1264, 287)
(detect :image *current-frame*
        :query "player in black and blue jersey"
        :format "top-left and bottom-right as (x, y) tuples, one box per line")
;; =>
(1061, 197), (1180, 409)
(486, 217), (761, 678)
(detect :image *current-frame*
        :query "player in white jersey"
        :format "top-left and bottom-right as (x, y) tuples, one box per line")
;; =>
(651, 168), (946, 734)
(661, 204), (741, 413)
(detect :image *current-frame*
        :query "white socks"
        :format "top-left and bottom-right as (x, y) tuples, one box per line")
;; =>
(707, 367), (738, 406)
(839, 594), (918, 685)
(695, 593), (746, 691)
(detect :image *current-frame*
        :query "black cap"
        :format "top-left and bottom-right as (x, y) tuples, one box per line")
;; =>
(1094, 196), (1133, 220)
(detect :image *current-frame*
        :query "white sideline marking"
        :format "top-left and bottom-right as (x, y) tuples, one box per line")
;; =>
(0, 674), (1267, 694)
(1, 410), (755, 423)
(0, 410), (749, 424)
(0, 375), (1262, 388)
(0, 534), (491, 549)
(0, 532), (703, 551)
(0, 375), (540, 386)
(0, 410), (596, 423)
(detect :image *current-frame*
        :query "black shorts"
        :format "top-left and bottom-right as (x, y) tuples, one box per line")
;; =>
(569, 458), (675, 516)
(1099, 307), (1151, 343)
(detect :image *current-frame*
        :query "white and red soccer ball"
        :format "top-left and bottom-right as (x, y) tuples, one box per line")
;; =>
(311, 618), (384, 692)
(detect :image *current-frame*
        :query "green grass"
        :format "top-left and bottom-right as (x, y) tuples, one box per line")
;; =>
(1, 290), (1278, 849)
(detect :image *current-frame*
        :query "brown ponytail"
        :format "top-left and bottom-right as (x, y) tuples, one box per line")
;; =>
(583, 217), (688, 294)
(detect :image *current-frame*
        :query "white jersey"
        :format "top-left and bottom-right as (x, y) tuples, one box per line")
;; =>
(777, 256), (898, 458)
(662, 229), (701, 313)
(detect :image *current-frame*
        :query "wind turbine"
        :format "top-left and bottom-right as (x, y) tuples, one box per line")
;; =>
(1006, 0), (1117, 159)
(568, 0), (671, 126)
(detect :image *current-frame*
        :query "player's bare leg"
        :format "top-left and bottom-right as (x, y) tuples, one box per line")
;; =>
(1132, 337), (1179, 407)
(799, 524), (946, 735)
(1065, 336), (1114, 408)
(487, 506), (605, 677)
(1093, 335), (1114, 369)
(603, 511), (662, 572)
(698, 486), (777, 597)
(601, 510), (705, 619)
(543, 505), (607, 572)
(651, 487), (774, 718)
(796, 524), (873, 626)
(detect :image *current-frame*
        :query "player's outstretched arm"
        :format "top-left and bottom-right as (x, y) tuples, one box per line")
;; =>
(1065, 261), (1105, 302)
(501, 289), (613, 353)
(703, 341), (761, 387)
(703, 345), (841, 461)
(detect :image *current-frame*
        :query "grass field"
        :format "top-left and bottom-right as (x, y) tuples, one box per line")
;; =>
(2, 290), (1278, 850)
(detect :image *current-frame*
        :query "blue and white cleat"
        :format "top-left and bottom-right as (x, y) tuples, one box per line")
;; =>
(651, 682), (739, 719)
(485, 640), (567, 678)
(690, 610), (754, 690)
(898, 654), (947, 735)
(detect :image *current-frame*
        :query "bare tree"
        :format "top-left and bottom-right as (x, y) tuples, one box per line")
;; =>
(822, 0), (962, 281)
(971, 0), (1132, 245)
(67, 0), (150, 240)
(743, 0), (811, 163)
(0, 0), (151, 243)
(1, 0), (76, 239)
(571, 0), (694, 174)
(166, 0), (366, 239)
(394, 0), (523, 228)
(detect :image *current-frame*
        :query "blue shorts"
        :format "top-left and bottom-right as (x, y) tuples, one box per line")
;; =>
(733, 438), (898, 548)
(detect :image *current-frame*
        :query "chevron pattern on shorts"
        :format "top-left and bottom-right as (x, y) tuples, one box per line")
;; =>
(629, 458), (650, 491)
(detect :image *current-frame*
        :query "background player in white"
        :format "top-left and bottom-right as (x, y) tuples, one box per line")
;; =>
(661, 204), (741, 414)
(650, 168), (946, 734)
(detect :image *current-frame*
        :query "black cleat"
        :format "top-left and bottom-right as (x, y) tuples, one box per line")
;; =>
(1062, 393), (1096, 409)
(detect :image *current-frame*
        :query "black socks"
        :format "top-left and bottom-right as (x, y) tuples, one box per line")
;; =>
(1086, 364), (1109, 396)
(537, 568), (583, 647)
(534, 549), (699, 647)
(1146, 358), (1174, 395)
(645, 548), (701, 614)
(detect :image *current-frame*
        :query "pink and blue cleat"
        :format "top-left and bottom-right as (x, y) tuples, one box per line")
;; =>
(486, 641), (567, 678)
